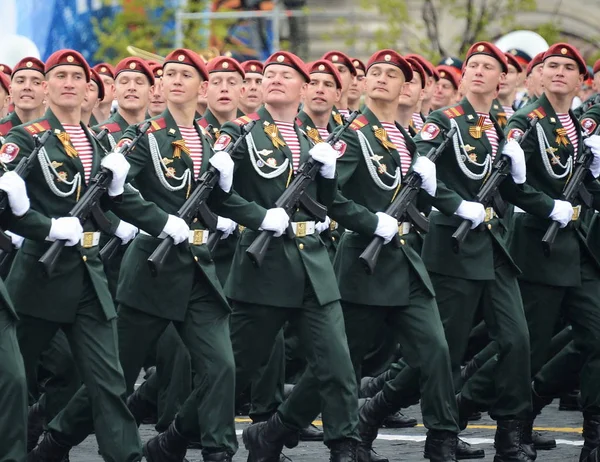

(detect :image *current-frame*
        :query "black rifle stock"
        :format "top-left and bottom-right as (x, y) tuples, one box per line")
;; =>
(541, 124), (600, 256)
(245, 111), (359, 268)
(38, 121), (151, 277)
(451, 117), (539, 253)
(358, 125), (457, 275)
(146, 120), (257, 277)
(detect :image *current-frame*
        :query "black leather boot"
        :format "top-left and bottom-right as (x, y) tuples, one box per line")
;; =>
(143, 421), (189, 462)
(587, 446), (600, 462)
(426, 437), (484, 460)
(381, 411), (417, 428)
(27, 402), (45, 453)
(27, 431), (71, 462)
(127, 388), (157, 426)
(581, 414), (600, 462)
(356, 392), (396, 462)
(519, 420), (537, 461)
(424, 430), (458, 461)
(493, 420), (532, 462)
(242, 412), (299, 462)
(202, 451), (233, 462)
(359, 370), (394, 399)
(329, 439), (358, 462)
(298, 423), (324, 441)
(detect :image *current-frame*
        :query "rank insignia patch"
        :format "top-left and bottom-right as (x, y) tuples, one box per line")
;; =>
(214, 134), (232, 151)
(333, 140), (347, 158)
(581, 118), (597, 135)
(507, 128), (524, 142)
(0, 143), (20, 164)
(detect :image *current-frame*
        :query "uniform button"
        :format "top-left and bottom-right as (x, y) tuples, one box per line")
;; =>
(299, 243), (304, 250)
(193, 218), (198, 223)
(400, 239), (405, 245)
(82, 255), (87, 262)
(194, 256), (199, 262)
(332, 236), (336, 242)
(487, 224), (492, 230)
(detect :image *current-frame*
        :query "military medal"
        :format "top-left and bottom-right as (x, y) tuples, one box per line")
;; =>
(333, 112), (343, 126)
(257, 149), (274, 157)
(162, 158), (174, 166)
(554, 127), (570, 147)
(171, 139), (190, 158)
(306, 126), (324, 144)
(469, 116), (494, 139)
(372, 126), (396, 151)
(57, 132), (79, 158)
(264, 123), (286, 149)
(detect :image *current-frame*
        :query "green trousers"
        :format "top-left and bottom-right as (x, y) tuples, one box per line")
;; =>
(47, 280), (237, 455)
(0, 307), (27, 462)
(17, 278), (141, 462)
(343, 268), (459, 433)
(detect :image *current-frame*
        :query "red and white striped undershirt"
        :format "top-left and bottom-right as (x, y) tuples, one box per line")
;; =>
(502, 105), (515, 118)
(381, 122), (412, 176)
(317, 127), (330, 141)
(275, 121), (301, 172)
(338, 108), (350, 119)
(557, 114), (579, 155)
(477, 112), (499, 160)
(178, 126), (203, 179)
(411, 113), (424, 131)
(63, 124), (93, 183)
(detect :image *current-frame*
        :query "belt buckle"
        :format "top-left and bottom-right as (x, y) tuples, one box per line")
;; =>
(572, 205), (581, 221)
(82, 232), (95, 248)
(398, 222), (410, 236)
(484, 207), (495, 222)
(192, 230), (205, 245)
(295, 222), (307, 238)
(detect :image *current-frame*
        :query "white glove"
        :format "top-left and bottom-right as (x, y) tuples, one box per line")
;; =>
(584, 135), (600, 178)
(209, 151), (234, 193)
(259, 208), (290, 237)
(0, 171), (30, 216)
(502, 141), (526, 184)
(455, 201), (486, 229)
(315, 216), (331, 234)
(159, 215), (190, 245)
(47, 217), (83, 247)
(309, 143), (337, 179)
(374, 212), (398, 244)
(114, 220), (138, 245)
(101, 152), (130, 197)
(549, 200), (574, 228)
(412, 156), (437, 196)
(216, 216), (237, 239)
(6, 231), (24, 249)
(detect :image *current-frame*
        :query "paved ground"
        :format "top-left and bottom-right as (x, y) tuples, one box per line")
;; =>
(68, 400), (584, 461)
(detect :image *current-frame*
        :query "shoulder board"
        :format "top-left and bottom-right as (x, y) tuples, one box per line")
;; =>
(233, 113), (260, 126)
(443, 105), (464, 119)
(528, 107), (546, 120)
(146, 118), (167, 134)
(197, 118), (210, 129)
(23, 119), (51, 136)
(295, 117), (304, 127)
(350, 115), (369, 131)
(0, 120), (13, 136)
(99, 122), (122, 134)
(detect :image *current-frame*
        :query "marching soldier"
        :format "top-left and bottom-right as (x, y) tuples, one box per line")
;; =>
(414, 42), (533, 460)
(504, 43), (600, 461)
(148, 63), (167, 118)
(81, 68), (105, 126)
(347, 58), (366, 113)
(325, 49), (460, 462)
(573, 59), (600, 118)
(491, 52), (524, 127)
(4, 49), (173, 462)
(405, 54), (439, 127)
(430, 65), (459, 112)
(91, 63), (116, 124)
(521, 52), (545, 108)
(212, 50), (360, 461)
(396, 57), (427, 135)
(0, 73), (11, 128)
(323, 50), (358, 121)
(239, 60), (264, 116)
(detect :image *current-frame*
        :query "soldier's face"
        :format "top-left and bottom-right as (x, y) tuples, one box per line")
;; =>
(0, 87), (8, 113)
(542, 57), (584, 96)
(462, 55), (504, 96)
(262, 65), (306, 107)
(348, 69), (365, 103)
(334, 64), (353, 95)
(422, 75), (436, 102)
(498, 65), (519, 98)
(240, 73), (263, 112)
(10, 70), (45, 112)
(162, 63), (203, 107)
(526, 65), (543, 98)
(115, 71), (152, 113)
(43, 66), (89, 109)
(431, 79), (457, 109)
(81, 80), (100, 114)
(99, 75), (115, 105)
(365, 64), (405, 103)
(399, 72), (423, 108)
(149, 78), (167, 117)
(206, 71), (243, 116)
(305, 74), (341, 116)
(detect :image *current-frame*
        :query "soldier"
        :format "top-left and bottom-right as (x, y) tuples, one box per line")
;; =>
(504, 42), (600, 461)
(430, 65), (459, 112)
(322, 50), (358, 120)
(91, 63), (116, 124)
(325, 48), (460, 462)
(573, 60), (600, 118)
(492, 52), (523, 125)
(148, 63), (167, 118)
(414, 42), (533, 461)
(0, 57), (46, 141)
(211, 50), (359, 461)
(396, 57), (427, 134)
(3, 49), (175, 462)
(521, 51), (545, 108)
(239, 60), (264, 115)
(347, 58), (366, 113)
(81, 68), (105, 126)
(0, 73), (11, 124)
(405, 54), (439, 126)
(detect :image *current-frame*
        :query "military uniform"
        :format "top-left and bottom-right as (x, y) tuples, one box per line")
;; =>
(0, 111), (23, 143)
(93, 111), (130, 152)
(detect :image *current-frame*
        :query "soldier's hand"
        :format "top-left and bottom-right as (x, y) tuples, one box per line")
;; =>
(374, 212), (398, 244)
(114, 220), (139, 245)
(413, 156), (437, 196)
(0, 171), (30, 217)
(101, 152), (130, 197)
(259, 208), (289, 237)
(309, 143), (337, 179)
(160, 215), (190, 245)
(549, 200), (574, 228)
(216, 216), (237, 239)
(315, 217), (331, 234)
(209, 151), (234, 193)
(455, 201), (486, 229)
(48, 217), (83, 247)
(6, 231), (24, 249)
(584, 135), (600, 178)
(502, 141), (526, 184)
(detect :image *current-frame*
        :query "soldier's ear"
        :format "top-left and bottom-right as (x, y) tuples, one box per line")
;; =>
(299, 82), (308, 99)
(334, 88), (341, 103)
(199, 80), (208, 98)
